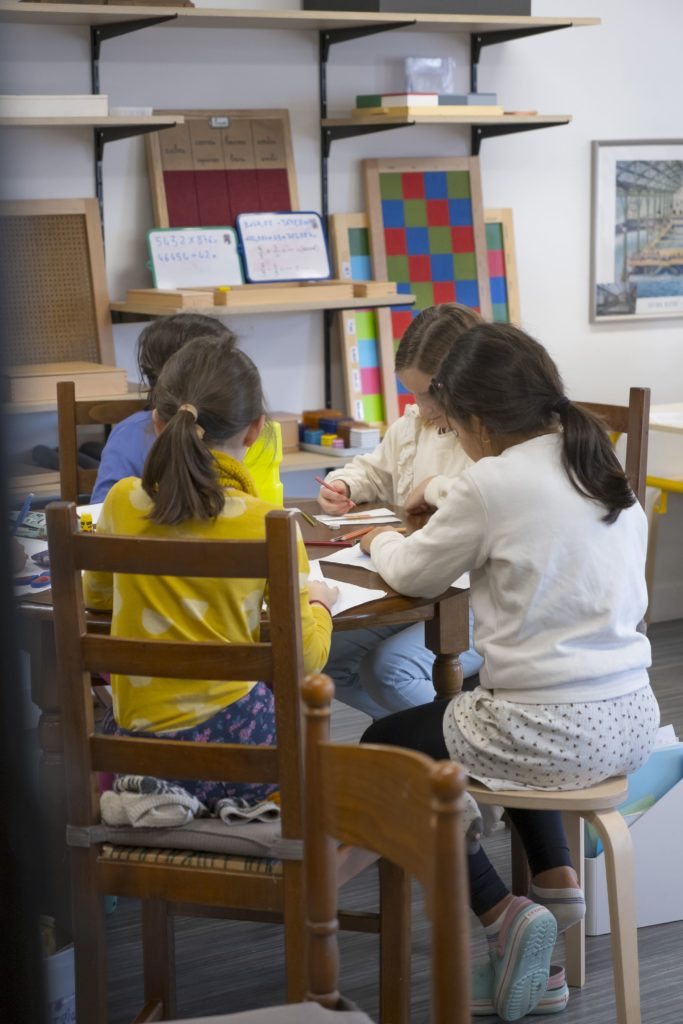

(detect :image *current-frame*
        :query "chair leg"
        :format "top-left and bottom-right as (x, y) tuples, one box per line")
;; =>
(586, 809), (641, 1024)
(562, 811), (585, 988)
(283, 861), (307, 1002)
(379, 857), (411, 1024)
(141, 898), (176, 1019)
(72, 850), (108, 1023)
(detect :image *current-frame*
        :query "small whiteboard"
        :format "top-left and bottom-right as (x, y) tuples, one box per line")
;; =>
(236, 212), (330, 283)
(147, 228), (243, 289)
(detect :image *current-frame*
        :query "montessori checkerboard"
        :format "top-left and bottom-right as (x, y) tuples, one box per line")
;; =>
(485, 208), (521, 324)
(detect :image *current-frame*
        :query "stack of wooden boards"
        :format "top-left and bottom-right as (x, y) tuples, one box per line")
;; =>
(124, 280), (401, 311)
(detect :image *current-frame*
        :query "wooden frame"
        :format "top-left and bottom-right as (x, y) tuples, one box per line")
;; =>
(0, 197), (114, 366)
(485, 207), (521, 324)
(146, 108), (299, 229)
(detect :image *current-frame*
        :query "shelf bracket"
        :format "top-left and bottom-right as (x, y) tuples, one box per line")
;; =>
(470, 25), (567, 92)
(319, 20), (414, 65)
(321, 121), (413, 161)
(91, 16), (178, 93)
(93, 123), (178, 235)
(470, 119), (568, 156)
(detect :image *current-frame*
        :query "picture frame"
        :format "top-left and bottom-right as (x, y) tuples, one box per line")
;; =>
(590, 139), (683, 321)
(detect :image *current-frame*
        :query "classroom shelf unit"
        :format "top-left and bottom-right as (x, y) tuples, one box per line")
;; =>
(110, 292), (416, 319)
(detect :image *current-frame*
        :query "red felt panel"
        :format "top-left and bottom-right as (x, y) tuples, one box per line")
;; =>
(451, 226), (475, 252)
(256, 168), (292, 212)
(195, 170), (232, 226)
(426, 200), (450, 227)
(164, 171), (200, 227)
(390, 308), (414, 339)
(408, 254), (432, 281)
(433, 281), (457, 303)
(385, 228), (407, 256)
(227, 169), (261, 222)
(487, 249), (506, 277)
(402, 173), (425, 199)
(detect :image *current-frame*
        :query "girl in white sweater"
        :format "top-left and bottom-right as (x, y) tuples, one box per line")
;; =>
(319, 304), (484, 719)
(360, 321), (659, 1021)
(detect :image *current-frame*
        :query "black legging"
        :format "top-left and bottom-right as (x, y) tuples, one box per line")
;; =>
(362, 701), (572, 918)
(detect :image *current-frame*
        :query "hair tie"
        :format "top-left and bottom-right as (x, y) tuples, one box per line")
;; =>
(553, 396), (570, 413)
(177, 403), (205, 440)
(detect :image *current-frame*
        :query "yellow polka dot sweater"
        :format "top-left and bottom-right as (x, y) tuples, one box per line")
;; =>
(83, 450), (332, 733)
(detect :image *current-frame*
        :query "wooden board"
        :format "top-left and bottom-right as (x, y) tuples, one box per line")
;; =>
(485, 207), (521, 324)
(0, 197), (114, 367)
(5, 360), (127, 403)
(364, 156), (491, 421)
(146, 109), (299, 229)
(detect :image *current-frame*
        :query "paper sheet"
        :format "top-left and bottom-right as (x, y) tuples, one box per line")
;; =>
(319, 545), (470, 591)
(315, 507), (401, 528)
(13, 537), (53, 596)
(308, 560), (385, 615)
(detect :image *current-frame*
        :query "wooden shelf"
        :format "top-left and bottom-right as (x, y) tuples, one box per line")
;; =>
(282, 450), (341, 474)
(110, 293), (415, 318)
(0, 4), (601, 35)
(0, 114), (183, 128)
(325, 113), (572, 129)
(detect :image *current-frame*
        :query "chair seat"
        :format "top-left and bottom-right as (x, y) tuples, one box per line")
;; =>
(176, 1003), (372, 1023)
(467, 775), (629, 812)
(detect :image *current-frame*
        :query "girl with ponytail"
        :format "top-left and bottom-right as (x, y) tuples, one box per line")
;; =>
(358, 320), (658, 1021)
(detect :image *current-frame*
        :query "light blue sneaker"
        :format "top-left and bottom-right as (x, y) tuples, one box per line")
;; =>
(472, 962), (569, 1016)
(488, 896), (557, 1021)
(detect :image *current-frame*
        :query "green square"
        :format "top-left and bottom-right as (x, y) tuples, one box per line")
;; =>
(453, 252), (477, 279)
(404, 199), (427, 227)
(362, 393), (385, 423)
(386, 255), (409, 282)
(428, 226), (453, 254)
(354, 311), (376, 340)
(411, 282), (435, 311)
(349, 227), (370, 257)
(446, 171), (471, 199)
(486, 222), (503, 249)
(379, 173), (404, 200)
(492, 302), (509, 323)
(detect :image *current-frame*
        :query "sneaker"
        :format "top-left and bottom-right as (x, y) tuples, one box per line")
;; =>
(488, 897), (557, 1021)
(472, 962), (569, 1016)
(529, 881), (586, 934)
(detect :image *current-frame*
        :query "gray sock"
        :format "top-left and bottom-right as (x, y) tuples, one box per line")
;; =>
(529, 882), (586, 933)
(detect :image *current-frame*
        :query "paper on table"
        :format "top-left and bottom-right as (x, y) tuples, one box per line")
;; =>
(315, 507), (400, 527)
(13, 537), (53, 596)
(320, 545), (470, 590)
(308, 559), (385, 615)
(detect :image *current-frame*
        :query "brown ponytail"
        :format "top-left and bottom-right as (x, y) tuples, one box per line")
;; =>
(394, 303), (484, 375)
(142, 337), (265, 525)
(432, 323), (636, 524)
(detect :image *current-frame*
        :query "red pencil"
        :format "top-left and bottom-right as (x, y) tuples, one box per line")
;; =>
(304, 540), (354, 548)
(314, 476), (356, 508)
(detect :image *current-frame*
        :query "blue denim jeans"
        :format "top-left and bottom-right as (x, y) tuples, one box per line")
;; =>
(325, 607), (483, 719)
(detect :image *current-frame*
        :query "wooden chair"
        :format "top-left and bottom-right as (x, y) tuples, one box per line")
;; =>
(47, 504), (402, 1023)
(474, 386), (652, 1024)
(56, 379), (147, 502)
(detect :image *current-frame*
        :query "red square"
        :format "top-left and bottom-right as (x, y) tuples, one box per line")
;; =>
(402, 173), (424, 199)
(385, 228), (407, 256)
(391, 309), (414, 340)
(398, 392), (414, 415)
(408, 254), (432, 281)
(451, 226), (475, 252)
(426, 200), (450, 227)
(433, 281), (457, 303)
(488, 250), (505, 276)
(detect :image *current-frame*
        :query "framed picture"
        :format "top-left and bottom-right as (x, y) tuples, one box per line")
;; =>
(590, 140), (683, 321)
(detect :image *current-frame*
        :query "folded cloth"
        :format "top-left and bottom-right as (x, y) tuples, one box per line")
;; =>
(113, 774), (197, 798)
(216, 797), (281, 824)
(101, 789), (207, 828)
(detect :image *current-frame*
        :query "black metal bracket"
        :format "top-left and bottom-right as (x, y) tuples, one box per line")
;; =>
(470, 119), (568, 156)
(319, 20), (414, 64)
(90, 16), (178, 93)
(470, 25), (567, 92)
(93, 123), (177, 231)
(321, 120), (412, 161)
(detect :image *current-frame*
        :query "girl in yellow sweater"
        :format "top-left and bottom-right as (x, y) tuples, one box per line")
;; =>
(85, 336), (336, 806)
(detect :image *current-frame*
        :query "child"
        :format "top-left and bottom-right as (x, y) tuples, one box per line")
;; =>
(84, 337), (337, 808)
(360, 321), (659, 1020)
(318, 303), (484, 719)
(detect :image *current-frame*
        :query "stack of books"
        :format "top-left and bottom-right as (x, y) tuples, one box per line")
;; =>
(353, 92), (502, 117)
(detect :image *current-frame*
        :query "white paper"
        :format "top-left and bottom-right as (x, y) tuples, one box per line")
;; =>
(320, 543), (470, 591)
(13, 537), (52, 595)
(308, 559), (385, 616)
(316, 507), (398, 525)
(77, 502), (104, 525)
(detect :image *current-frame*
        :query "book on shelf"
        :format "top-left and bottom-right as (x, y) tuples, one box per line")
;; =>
(0, 94), (109, 117)
(352, 104), (504, 118)
(355, 92), (440, 108)
(4, 362), (128, 404)
(438, 93), (498, 105)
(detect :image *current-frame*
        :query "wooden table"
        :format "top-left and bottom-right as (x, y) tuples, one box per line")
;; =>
(17, 500), (469, 941)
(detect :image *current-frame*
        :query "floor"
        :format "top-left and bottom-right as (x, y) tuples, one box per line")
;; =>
(105, 619), (683, 1023)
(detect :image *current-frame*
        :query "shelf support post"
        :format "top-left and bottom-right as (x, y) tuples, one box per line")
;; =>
(470, 119), (569, 156)
(90, 15), (178, 94)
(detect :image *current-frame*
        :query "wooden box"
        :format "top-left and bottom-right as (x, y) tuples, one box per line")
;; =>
(270, 411), (300, 454)
(126, 288), (214, 310)
(5, 361), (128, 405)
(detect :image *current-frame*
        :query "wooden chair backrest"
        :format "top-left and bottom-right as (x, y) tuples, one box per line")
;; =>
(57, 379), (148, 502)
(302, 675), (471, 1024)
(47, 503), (305, 840)
(577, 386), (650, 506)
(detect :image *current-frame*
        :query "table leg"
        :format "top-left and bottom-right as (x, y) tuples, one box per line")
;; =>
(424, 591), (469, 701)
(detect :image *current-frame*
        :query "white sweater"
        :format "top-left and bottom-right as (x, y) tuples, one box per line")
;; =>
(371, 433), (651, 704)
(324, 404), (472, 507)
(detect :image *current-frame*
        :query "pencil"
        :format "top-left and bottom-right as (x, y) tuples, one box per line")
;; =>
(11, 492), (34, 536)
(314, 476), (356, 508)
(339, 525), (406, 542)
(304, 540), (354, 548)
(298, 509), (318, 528)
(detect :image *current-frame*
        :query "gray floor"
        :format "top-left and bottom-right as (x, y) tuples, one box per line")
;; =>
(105, 619), (683, 1023)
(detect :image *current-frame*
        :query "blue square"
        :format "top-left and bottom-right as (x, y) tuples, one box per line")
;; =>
(448, 198), (473, 226)
(382, 200), (405, 228)
(424, 172), (448, 200)
(396, 376), (410, 395)
(358, 338), (378, 369)
(406, 227), (429, 254)
(490, 277), (508, 304)
(455, 279), (480, 307)
(396, 281), (412, 294)
(351, 254), (372, 280)
(431, 254), (455, 282)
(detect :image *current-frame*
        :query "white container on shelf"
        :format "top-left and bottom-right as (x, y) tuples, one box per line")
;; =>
(0, 94), (108, 117)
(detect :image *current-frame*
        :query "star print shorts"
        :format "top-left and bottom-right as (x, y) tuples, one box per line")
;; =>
(442, 684), (660, 791)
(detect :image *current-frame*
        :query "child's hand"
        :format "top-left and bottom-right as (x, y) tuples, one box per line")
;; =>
(308, 579), (339, 612)
(317, 478), (354, 515)
(359, 525), (399, 555)
(404, 476), (436, 515)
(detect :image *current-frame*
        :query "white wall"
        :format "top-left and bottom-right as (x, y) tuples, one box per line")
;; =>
(2, 0), (682, 617)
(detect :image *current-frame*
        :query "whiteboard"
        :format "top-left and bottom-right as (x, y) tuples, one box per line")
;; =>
(147, 228), (244, 289)
(236, 212), (330, 283)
